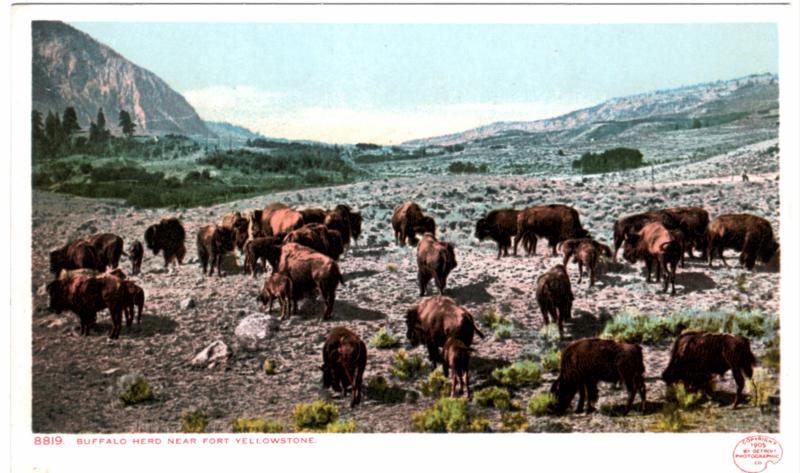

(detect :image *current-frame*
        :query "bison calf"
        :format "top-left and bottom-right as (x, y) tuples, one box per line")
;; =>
(623, 222), (683, 295)
(405, 296), (484, 368)
(442, 338), (472, 399)
(322, 327), (367, 407)
(416, 233), (457, 297)
(535, 264), (574, 338)
(243, 236), (282, 276)
(662, 331), (756, 408)
(551, 338), (646, 415)
(197, 224), (236, 276)
(259, 272), (294, 320)
(558, 238), (611, 287)
(121, 280), (145, 326)
(128, 240), (144, 275)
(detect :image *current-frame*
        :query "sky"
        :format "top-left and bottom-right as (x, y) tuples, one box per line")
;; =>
(72, 23), (777, 144)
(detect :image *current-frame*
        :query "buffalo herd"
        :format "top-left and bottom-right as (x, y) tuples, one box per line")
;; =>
(43, 198), (777, 416)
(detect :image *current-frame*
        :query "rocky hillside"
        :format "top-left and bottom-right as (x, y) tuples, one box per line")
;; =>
(406, 74), (778, 146)
(32, 21), (211, 137)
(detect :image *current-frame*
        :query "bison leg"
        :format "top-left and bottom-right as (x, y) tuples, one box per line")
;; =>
(623, 377), (636, 416)
(577, 262), (584, 284)
(418, 271), (431, 297)
(576, 383), (587, 413)
(585, 382), (599, 414)
(732, 369), (746, 409)
(450, 371), (458, 397)
(426, 343), (441, 369)
(589, 264), (596, 287)
(540, 306), (550, 326)
(465, 370), (472, 400)
(435, 273), (447, 295)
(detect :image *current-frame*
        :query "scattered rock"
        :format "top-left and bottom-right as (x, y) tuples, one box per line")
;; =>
(191, 340), (230, 368)
(234, 314), (280, 351)
(180, 297), (196, 310)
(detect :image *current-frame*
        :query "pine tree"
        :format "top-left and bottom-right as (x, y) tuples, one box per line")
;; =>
(44, 110), (66, 156)
(118, 110), (136, 137)
(62, 107), (81, 137)
(32, 110), (45, 159)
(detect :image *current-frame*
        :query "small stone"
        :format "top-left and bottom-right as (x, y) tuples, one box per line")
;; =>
(180, 297), (196, 310)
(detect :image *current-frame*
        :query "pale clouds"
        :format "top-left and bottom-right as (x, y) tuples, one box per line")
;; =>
(184, 85), (585, 144)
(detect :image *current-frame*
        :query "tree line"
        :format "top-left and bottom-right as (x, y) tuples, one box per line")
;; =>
(32, 106), (137, 160)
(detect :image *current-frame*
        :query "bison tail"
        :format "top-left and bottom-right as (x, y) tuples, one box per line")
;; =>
(472, 317), (485, 339)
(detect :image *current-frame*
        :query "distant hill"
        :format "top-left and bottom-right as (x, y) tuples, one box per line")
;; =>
(204, 121), (266, 146)
(404, 74), (778, 146)
(32, 21), (211, 137)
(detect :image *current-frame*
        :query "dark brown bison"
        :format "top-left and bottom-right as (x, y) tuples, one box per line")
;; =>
(49, 240), (99, 276)
(300, 207), (327, 225)
(663, 207), (710, 260)
(127, 240), (144, 275)
(284, 224), (344, 261)
(144, 218), (186, 270)
(324, 204), (363, 247)
(612, 210), (679, 261)
(707, 214), (779, 271)
(247, 209), (265, 239)
(405, 295), (484, 368)
(416, 233), (457, 296)
(475, 208), (519, 258)
(557, 237), (612, 266)
(196, 224), (236, 276)
(535, 264), (574, 338)
(623, 222), (683, 295)
(662, 331), (756, 408)
(243, 236), (283, 276)
(278, 243), (344, 320)
(392, 202), (436, 246)
(515, 204), (588, 256)
(121, 280), (145, 326)
(85, 233), (124, 271)
(322, 327), (367, 408)
(46, 272), (127, 338)
(221, 211), (251, 251)
(258, 272), (294, 320)
(551, 338), (646, 415)
(442, 337), (472, 399)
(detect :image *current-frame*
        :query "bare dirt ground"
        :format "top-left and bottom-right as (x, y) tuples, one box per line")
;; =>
(30, 139), (780, 433)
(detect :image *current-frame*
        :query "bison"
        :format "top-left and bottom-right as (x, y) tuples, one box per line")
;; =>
(260, 203), (305, 238)
(299, 207), (327, 225)
(392, 202), (436, 247)
(707, 214), (779, 271)
(535, 264), (574, 338)
(243, 236), (283, 276)
(442, 337), (472, 399)
(663, 207), (710, 260)
(127, 240), (144, 275)
(121, 280), (145, 326)
(551, 338), (646, 415)
(475, 208), (519, 258)
(324, 204), (363, 248)
(221, 211), (251, 252)
(49, 240), (99, 276)
(85, 233), (124, 271)
(46, 272), (127, 338)
(284, 223), (344, 261)
(416, 233), (457, 296)
(144, 218), (186, 270)
(622, 222), (683, 295)
(612, 210), (679, 261)
(196, 224), (236, 276)
(258, 272), (294, 320)
(515, 204), (588, 256)
(322, 327), (367, 408)
(278, 243), (344, 320)
(405, 295), (484, 368)
(662, 331), (756, 408)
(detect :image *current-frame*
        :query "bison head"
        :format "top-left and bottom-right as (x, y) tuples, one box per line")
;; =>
(759, 239), (779, 264)
(621, 234), (642, 264)
(415, 216), (436, 236)
(46, 280), (67, 314)
(661, 363), (677, 385)
(320, 363), (335, 389)
(214, 227), (236, 253)
(144, 225), (160, 254)
(405, 306), (423, 347)
(549, 377), (572, 413)
(327, 230), (345, 260)
(349, 212), (363, 241)
(475, 218), (490, 241)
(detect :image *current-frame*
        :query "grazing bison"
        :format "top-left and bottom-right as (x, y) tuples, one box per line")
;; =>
(278, 243), (344, 320)
(416, 233), (457, 296)
(196, 224), (236, 276)
(144, 218), (186, 270)
(284, 224), (344, 261)
(571, 241), (603, 286)
(46, 272), (127, 338)
(515, 204), (588, 256)
(221, 211), (251, 251)
(612, 211), (679, 261)
(322, 327), (367, 408)
(300, 207), (327, 225)
(324, 204), (363, 248)
(443, 337), (472, 399)
(243, 236), (283, 275)
(623, 222), (683, 295)
(535, 264), (574, 338)
(49, 240), (99, 276)
(551, 338), (646, 415)
(662, 331), (756, 408)
(121, 280), (145, 326)
(405, 295), (484, 368)
(127, 240), (144, 275)
(85, 233), (124, 271)
(558, 238), (612, 266)
(260, 203), (305, 238)
(392, 202), (436, 246)
(663, 207), (710, 260)
(258, 272), (294, 320)
(475, 208), (519, 258)
(707, 214), (779, 271)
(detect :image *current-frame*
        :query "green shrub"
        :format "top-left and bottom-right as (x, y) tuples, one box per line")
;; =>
(528, 393), (557, 416)
(363, 376), (407, 404)
(650, 403), (689, 433)
(370, 328), (400, 349)
(325, 419), (358, 433)
(231, 418), (286, 433)
(481, 309), (510, 331)
(412, 398), (486, 433)
(390, 350), (429, 380)
(262, 359), (276, 375)
(474, 386), (513, 410)
(540, 349), (561, 373)
(491, 361), (542, 389)
(735, 272), (748, 293)
(181, 411), (209, 433)
(448, 161), (488, 174)
(292, 401), (339, 432)
(762, 345), (780, 372)
(118, 378), (153, 406)
(749, 368), (776, 411)
(494, 324), (514, 340)
(572, 147), (645, 174)
(500, 411), (528, 432)
(538, 325), (561, 347)
(420, 368), (450, 398)
(671, 382), (705, 410)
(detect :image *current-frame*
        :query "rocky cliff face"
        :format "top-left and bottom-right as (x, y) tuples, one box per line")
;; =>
(32, 21), (211, 137)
